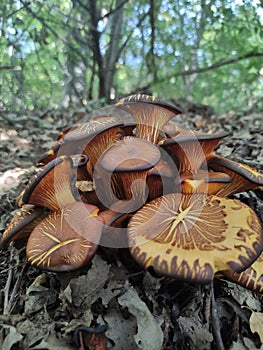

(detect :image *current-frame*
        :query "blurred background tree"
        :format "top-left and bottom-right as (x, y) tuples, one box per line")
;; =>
(0, 0), (262, 113)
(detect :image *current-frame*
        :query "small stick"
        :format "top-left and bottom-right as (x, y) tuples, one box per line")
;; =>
(6, 262), (29, 315)
(3, 265), (13, 315)
(210, 281), (225, 350)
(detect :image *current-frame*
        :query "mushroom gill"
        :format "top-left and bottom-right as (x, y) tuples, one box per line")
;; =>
(207, 155), (263, 197)
(128, 193), (263, 283)
(17, 156), (78, 211)
(0, 205), (46, 249)
(116, 94), (181, 144)
(62, 116), (123, 174)
(159, 131), (228, 173)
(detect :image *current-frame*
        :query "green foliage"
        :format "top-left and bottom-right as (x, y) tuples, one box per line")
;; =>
(0, 0), (262, 113)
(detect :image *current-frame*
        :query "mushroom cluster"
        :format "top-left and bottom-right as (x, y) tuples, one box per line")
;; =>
(1, 94), (263, 293)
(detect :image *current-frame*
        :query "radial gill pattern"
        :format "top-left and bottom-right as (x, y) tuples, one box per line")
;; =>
(128, 193), (263, 283)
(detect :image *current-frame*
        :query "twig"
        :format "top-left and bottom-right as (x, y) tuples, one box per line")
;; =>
(7, 262), (29, 315)
(3, 250), (14, 315)
(210, 281), (225, 350)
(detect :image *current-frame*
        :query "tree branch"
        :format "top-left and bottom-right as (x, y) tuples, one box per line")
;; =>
(175, 51), (263, 77)
(136, 51), (263, 92)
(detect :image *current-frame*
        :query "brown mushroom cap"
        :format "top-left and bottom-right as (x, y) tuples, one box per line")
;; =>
(116, 94), (181, 143)
(207, 155), (263, 197)
(99, 136), (161, 173)
(177, 170), (231, 195)
(63, 116), (123, 143)
(62, 116), (123, 172)
(96, 136), (161, 204)
(18, 156), (78, 211)
(159, 131), (228, 172)
(218, 252), (263, 293)
(26, 202), (102, 272)
(0, 205), (45, 249)
(128, 193), (263, 283)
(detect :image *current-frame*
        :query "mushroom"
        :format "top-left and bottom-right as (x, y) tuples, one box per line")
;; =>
(62, 116), (123, 174)
(0, 205), (46, 249)
(217, 252), (263, 293)
(207, 155), (263, 197)
(159, 131), (228, 173)
(17, 156), (79, 211)
(26, 201), (102, 272)
(177, 170), (231, 195)
(95, 136), (161, 208)
(128, 193), (263, 283)
(116, 94), (181, 143)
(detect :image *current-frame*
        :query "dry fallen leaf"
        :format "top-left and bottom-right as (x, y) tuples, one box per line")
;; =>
(249, 311), (263, 343)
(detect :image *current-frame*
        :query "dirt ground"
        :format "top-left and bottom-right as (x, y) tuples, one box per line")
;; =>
(0, 103), (262, 350)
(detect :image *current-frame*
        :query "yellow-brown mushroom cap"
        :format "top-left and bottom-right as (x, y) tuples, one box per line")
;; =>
(26, 202), (102, 272)
(18, 156), (78, 211)
(218, 252), (263, 293)
(128, 193), (263, 283)
(207, 155), (263, 197)
(0, 205), (45, 249)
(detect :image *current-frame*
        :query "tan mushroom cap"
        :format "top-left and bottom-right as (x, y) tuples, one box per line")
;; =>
(18, 156), (78, 211)
(218, 252), (263, 293)
(128, 193), (263, 283)
(26, 202), (102, 272)
(0, 205), (45, 249)
(207, 155), (263, 197)
(177, 170), (231, 195)
(116, 94), (181, 144)
(159, 131), (228, 172)
(97, 136), (161, 203)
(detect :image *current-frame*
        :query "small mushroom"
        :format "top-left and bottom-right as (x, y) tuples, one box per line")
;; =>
(218, 253), (263, 293)
(177, 170), (231, 195)
(95, 136), (161, 207)
(0, 205), (45, 249)
(159, 131), (228, 173)
(116, 94), (181, 143)
(62, 116), (123, 173)
(26, 202), (102, 272)
(128, 193), (263, 283)
(17, 156), (78, 211)
(207, 155), (263, 197)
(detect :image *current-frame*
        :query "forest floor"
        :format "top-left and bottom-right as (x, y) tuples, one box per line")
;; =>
(0, 103), (263, 350)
